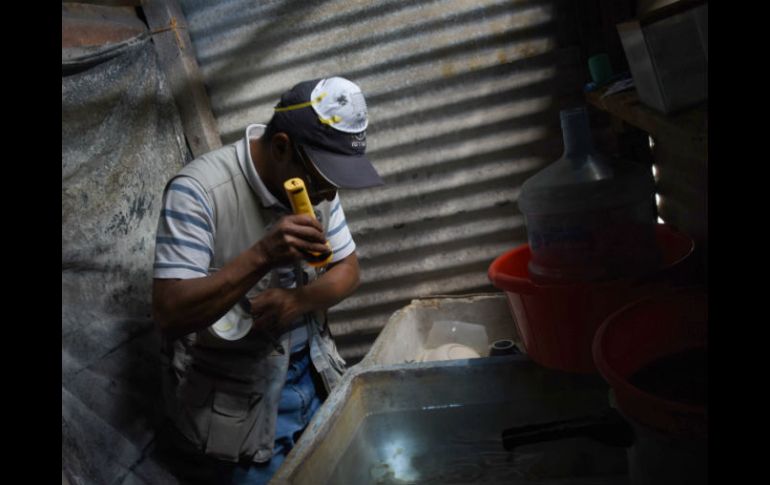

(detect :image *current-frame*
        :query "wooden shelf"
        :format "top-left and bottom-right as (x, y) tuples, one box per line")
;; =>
(585, 87), (707, 161)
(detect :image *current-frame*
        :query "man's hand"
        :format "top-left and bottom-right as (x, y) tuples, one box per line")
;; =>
(248, 287), (308, 335)
(258, 214), (330, 267)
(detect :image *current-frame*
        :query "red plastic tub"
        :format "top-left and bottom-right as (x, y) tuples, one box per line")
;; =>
(593, 287), (707, 484)
(593, 287), (707, 437)
(488, 224), (693, 373)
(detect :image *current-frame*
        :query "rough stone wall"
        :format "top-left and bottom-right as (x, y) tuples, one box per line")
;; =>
(62, 34), (189, 485)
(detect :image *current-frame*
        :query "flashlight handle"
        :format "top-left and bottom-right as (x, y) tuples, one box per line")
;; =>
(283, 178), (333, 267)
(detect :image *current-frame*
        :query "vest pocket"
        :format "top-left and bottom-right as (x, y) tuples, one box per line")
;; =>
(212, 391), (252, 418)
(318, 329), (347, 375)
(206, 390), (263, 462)
(176, 371), (215, 449)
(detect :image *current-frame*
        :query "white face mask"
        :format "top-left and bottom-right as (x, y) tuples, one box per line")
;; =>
(210, 301), (252, 341)
(311, 77), (368, 133)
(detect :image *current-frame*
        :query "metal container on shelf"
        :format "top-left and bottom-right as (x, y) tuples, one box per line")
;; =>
(617, 3), (708, 114)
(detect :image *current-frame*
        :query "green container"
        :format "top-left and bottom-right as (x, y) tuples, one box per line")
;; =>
(588, 53), (613, 85)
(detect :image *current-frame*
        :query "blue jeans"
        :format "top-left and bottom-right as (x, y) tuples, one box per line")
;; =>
(160, 347), (322, 485)
(235, 346), (322, 484)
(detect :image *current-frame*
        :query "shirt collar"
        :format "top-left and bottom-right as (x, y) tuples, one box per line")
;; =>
(237, 124), (289, 211)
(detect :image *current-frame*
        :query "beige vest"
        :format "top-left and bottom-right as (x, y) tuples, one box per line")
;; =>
(162, 139), (347, 463)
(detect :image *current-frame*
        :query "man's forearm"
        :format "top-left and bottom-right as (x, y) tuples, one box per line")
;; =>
(297, 253), (361, 314)
(153, 244), (270, 340)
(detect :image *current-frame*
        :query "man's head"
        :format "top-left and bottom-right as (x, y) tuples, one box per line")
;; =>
(261, 77), (383, 205)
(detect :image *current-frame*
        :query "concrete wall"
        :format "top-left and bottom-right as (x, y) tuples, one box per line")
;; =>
(62, 28), (189, 484)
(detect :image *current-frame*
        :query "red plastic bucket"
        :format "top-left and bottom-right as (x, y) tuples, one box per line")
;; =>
(592, 288), (707, 437)
(593, 287), (707, 484)
(488, 224), (693, 373)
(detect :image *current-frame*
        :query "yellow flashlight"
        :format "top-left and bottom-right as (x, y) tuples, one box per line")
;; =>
(283, 178), (333, 267)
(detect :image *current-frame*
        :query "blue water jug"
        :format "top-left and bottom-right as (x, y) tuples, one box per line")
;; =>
(518, 107), (660, 283)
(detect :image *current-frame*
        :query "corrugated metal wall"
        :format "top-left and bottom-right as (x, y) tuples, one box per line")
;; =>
(179, 0), (587, 362)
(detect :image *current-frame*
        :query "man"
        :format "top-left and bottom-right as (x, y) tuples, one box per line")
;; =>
(151, 76), (383, 484)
